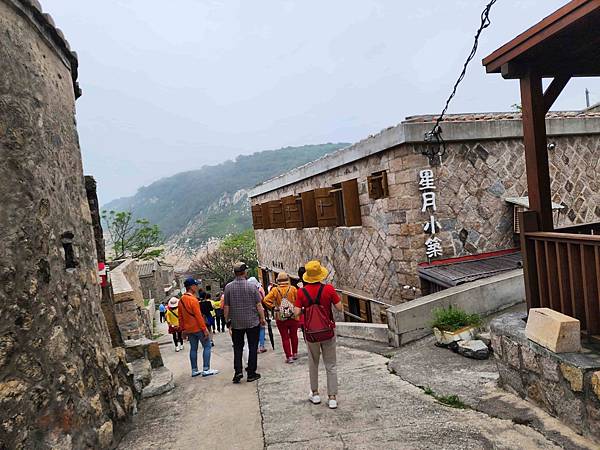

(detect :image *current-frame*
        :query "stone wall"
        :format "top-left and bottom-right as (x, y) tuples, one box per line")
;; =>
(253, 123), (600, 308)
(491, 313), (600, 443)
(112, 260), (152, 341)
(0, 1), (135, 448)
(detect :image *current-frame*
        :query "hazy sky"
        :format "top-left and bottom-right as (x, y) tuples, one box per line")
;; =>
(42, 0), (600, 203)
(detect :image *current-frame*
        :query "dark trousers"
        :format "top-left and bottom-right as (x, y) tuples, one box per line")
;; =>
(215, 314), (226, 332)
(172, 331), (183, 347)
(159, 311), (166, 323)
(232, 325), (260, 377)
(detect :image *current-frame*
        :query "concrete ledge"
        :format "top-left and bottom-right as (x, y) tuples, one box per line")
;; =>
(336, 322), (389, 344)
(387, 269), (525, 347)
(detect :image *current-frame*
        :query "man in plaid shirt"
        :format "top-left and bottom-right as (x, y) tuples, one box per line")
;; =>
(224, 262), (266, 383)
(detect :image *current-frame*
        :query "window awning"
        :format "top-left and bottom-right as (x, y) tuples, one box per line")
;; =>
(504, 196), (565, 210)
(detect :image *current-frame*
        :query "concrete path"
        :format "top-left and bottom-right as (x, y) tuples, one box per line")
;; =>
(118, 321), (597, 450)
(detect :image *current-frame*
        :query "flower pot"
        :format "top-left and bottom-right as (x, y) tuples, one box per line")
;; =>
(433, 325), (477, 346)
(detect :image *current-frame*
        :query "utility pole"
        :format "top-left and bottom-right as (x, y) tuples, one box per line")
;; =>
(585, 88), (590, 108)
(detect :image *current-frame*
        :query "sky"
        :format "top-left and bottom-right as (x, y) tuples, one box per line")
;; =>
(42, 0), (600, 204)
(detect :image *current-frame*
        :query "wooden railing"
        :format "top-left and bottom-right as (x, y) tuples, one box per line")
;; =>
(557, 221), (600, 235)
(520, 212), (600, 341)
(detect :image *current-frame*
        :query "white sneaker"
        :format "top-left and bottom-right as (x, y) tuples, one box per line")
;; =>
(309, 393), (321, 404)
(202, 369), (219, 377)
(175, 346), (180, 352)
(328, 399), (337, 409)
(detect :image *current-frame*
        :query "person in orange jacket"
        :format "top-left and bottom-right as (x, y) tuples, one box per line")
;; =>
(179, 278), (219, 377)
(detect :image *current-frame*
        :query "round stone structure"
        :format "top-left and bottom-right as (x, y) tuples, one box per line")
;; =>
(0, 1), (135, 448)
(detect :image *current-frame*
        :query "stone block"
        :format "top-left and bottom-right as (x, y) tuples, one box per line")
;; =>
(539, 354), (560, 382)
(592, 371), (600, 401)
(503, 337), (520, 369)
(457, 339), (490, 360)
(560, 363), (584, 392)
(142, 367), (175, 399)
(520, 345), (540, 374)
(490, 333), (502, 358)
(147, 342), (164, 369)
(497, 364), (526, 398)
(525, 308), (581, 353)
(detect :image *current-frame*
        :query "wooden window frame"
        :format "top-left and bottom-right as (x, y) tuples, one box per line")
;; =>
(268, 200), (285, 228)
(314, 188), (339, 227)
(301, 190), (318, 227)
(282, 195), (303, 229)
(261, 202), (272, 229)
(251, 203), (264, 229)
(341, 179), (362, 227)
(367, 171), (389, 199)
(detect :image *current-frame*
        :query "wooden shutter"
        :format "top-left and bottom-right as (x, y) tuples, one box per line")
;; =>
(342, 179), (362, 226)
(261, 202), (272, 229)
(367, 171), (389, 199)
(268, 200), (285, 228)
(314, 188), (339, 227)
(301, 190), (318, 227)
(282, 195), (303, 228)
(251, 204), (264, 229)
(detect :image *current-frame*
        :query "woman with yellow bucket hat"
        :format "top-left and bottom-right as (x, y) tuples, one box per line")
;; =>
(294, 260), (343, 409)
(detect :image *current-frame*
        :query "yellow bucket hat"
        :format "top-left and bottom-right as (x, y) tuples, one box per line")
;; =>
(303, 260), (329, 284)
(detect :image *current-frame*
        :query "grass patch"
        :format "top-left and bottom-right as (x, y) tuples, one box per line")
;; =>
(422, 386), (467, 409)
(431, 306), (481, 332)
(144, 298), (150, 307)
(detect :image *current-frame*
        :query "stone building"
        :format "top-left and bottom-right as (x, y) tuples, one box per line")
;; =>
(249, 112), (600, 323)
(137, 259), (176, 303)
(0, 2), (136, 448)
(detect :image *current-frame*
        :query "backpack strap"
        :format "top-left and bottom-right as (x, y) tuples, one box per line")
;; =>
(302, 284), (325, 306)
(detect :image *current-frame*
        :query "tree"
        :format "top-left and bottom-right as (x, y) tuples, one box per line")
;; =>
(102, 210), (164, 260)
(190, 230), (258, 286)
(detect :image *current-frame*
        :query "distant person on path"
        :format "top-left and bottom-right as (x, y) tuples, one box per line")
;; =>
(166, 297), (184, 352)
(294, 261), (343, 409)
(263, 272), (299, 363)
(179, 278), (219, 377)
(212, 293), (226, 332)
(224, 263), (266, 383)
(201, 293), (216, 335)
(158, 302), (166, 323)
(248, 277), (268, 353)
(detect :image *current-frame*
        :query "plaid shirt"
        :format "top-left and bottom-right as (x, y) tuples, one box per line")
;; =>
(224, 277), (261, 329)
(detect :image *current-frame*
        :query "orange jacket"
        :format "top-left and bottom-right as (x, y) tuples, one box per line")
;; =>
(179, 292), (208, 334)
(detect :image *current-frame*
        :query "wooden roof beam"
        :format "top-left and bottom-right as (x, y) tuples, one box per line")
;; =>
(544, 76), (571, 113)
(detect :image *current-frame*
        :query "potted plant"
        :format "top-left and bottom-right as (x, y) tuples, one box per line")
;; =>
(431, 306), (482, 346)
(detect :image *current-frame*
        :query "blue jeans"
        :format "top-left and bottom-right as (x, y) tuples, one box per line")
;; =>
(259, 326), (265, 348)
(188, 331), (211, 371)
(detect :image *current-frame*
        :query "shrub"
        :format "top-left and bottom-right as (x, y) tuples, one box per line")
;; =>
(431, 306), (481, 332)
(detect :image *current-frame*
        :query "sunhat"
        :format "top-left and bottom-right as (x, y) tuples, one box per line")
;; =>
(302, 261), (328, 284)
(276, 272), (290, 284)
(168, 297), (179, 308)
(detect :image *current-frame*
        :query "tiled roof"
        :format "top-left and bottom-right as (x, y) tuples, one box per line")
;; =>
(136, 260), (158, 278)
(404, 111), (600, 123)
(418, 251), (522, 288)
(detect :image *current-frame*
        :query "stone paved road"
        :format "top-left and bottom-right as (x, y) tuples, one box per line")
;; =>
(118, 323), (596, 450)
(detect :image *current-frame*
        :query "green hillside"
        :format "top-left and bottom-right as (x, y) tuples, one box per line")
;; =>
(102, 143), (348, 245)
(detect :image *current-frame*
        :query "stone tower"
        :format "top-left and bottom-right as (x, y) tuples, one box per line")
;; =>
(0, 1), (135, 448)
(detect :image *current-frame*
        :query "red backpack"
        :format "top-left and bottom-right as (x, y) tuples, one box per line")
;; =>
(303, 285), (335, 343)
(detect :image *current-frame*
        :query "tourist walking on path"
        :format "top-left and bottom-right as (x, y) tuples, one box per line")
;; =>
(166, 297), (184, 352)
(159, 302), (166, 323)
(212, 293), (226, 332)
(248, 277), (268, 353)
(200, 293), (216, 335)
(224, 263), (266, 383)
(294, 261), (343, 409)
(179, 278), (219, 377)
(263, 272), (300, 363)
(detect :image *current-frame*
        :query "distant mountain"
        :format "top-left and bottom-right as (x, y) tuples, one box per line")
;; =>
(102, 143), (349, 251)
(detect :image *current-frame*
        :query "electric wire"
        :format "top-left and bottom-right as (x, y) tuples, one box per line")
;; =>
(424, 0), (499, 163)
